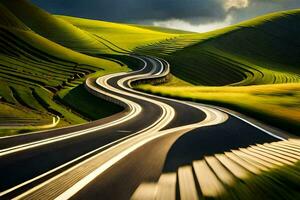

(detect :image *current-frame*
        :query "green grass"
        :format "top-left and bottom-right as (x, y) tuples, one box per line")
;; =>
(0, 102), (60, 136)
(137, 83), (300, 135)
(130, 24), (194, 34)
(0, 1), (132, 135)
(135, 9), (300, 86)
(59, 15), (185, 52)
(0, 27), (122, 124)
(1, 0), (300, 137)
(58, 84), (123, 120)
(133, 9), (300, 135)
(0, 0), (112, 54)
(0, 0), (193, 136)
(0, 26), (127, 131)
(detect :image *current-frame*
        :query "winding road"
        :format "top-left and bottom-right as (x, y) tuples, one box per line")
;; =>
(0, 55), (292, 200)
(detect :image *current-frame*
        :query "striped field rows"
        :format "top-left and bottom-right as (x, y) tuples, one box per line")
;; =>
(132, 139), (300, 200)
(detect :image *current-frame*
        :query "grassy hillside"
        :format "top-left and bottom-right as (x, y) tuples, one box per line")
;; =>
(0, 0), (113, 54)
(0, 0), (189, 136)
(136, 9), (300, 86)
(137, 83), (300, 135)
(59, 15), (184, 52)
(130, 24), (194, 34)
(1, 0), (299, 136)
(0, 27), (125, 124)
(0, 1), (129, 136)
(135, 9), (300, 134)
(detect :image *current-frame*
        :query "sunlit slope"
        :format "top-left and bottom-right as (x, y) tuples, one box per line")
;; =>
(131, 24), (194, 34)
(136, 9), (300, 86)
(0, 0), (112, 54)
(0, 4), (125, 131)
(0, 28), (120, 125)
(138, 83), (300, 134)
(59, 15), (183, 52)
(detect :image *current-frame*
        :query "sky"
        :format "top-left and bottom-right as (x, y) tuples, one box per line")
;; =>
(31, 0), (300, 32)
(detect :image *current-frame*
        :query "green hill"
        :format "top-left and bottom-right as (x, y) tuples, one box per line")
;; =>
(0, 0), (186, 136)
(1, 0), (299, 135)
(0, 1), (128, 136)
(136, 9), (300, 134)
(130, 24), (194, 34)
(0, 0), (113, 54)
(136, 9), (300, 86)
(59, 15), (183, 52)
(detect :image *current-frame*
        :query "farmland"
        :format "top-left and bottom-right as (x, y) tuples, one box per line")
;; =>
(0, 0), (124, 135)
(0, 0), (299, 136)
(135, 9), (300, 86)
(135, 9), (300, 134)
(0, 0), (183, 136)
(59, 15), (187, 53)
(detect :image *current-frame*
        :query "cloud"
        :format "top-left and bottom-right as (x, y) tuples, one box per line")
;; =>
(153, 16), (233, 33)
(224, 0), (249, 11)
(30, 0), (300, 32)
(30, 0), (227, 22)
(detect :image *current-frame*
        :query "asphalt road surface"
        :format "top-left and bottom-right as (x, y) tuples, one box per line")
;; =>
(0, 55), (288, 200)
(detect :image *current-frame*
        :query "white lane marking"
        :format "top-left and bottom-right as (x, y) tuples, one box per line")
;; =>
(53, 106), (227, 200)
(0, 76), (141, 156)
(13, 92), (175, 200)
(189, 103), (287, 141)
(0, 57), (149, 142)
(226, 111), (285, 141)
(0, 55), (154, 155)
(130, 56), (286, 142)
(1, 104), (166, 197)
(26, 56), (286, 199)
(0, 56), (172, 196)
(0, 106), (140, 157)
(8, 56), (228, 199)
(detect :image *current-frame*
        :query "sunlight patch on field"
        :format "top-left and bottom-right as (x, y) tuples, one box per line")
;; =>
(137, 83), (300, 134)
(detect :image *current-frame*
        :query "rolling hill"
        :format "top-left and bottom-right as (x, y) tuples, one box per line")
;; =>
(0, 1), (128, 135)
(0, 0), (185, 136)
(0, 0), (299, 136)
(59, 15), (186, 53)
(135, 9), (300, 134)
(0, 0), (113, 54)
(136, 9), (300, 86)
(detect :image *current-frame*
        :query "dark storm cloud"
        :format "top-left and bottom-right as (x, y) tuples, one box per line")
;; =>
(30, 0), (227, 23)
(30, 0), (300, 29)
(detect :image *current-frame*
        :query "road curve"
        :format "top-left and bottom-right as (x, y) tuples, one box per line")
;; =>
(0, 55), (288, 200)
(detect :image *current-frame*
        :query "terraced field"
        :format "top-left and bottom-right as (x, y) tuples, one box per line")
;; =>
(135, 9), (300, 134)
(137, 83), (300, 134)
(0, 1), (130, 135)
(0, 28), (109, 125)
(0, 102), (52, 136)
(0, 0), (188, 136)
(1, 0), (299, 137)
(60, 15), (185, 53)
(1, 1), (300, 198)
(135, 9), (300, 86)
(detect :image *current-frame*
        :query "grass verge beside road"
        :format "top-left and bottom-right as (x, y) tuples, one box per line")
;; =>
(136, 83), (300, 135)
